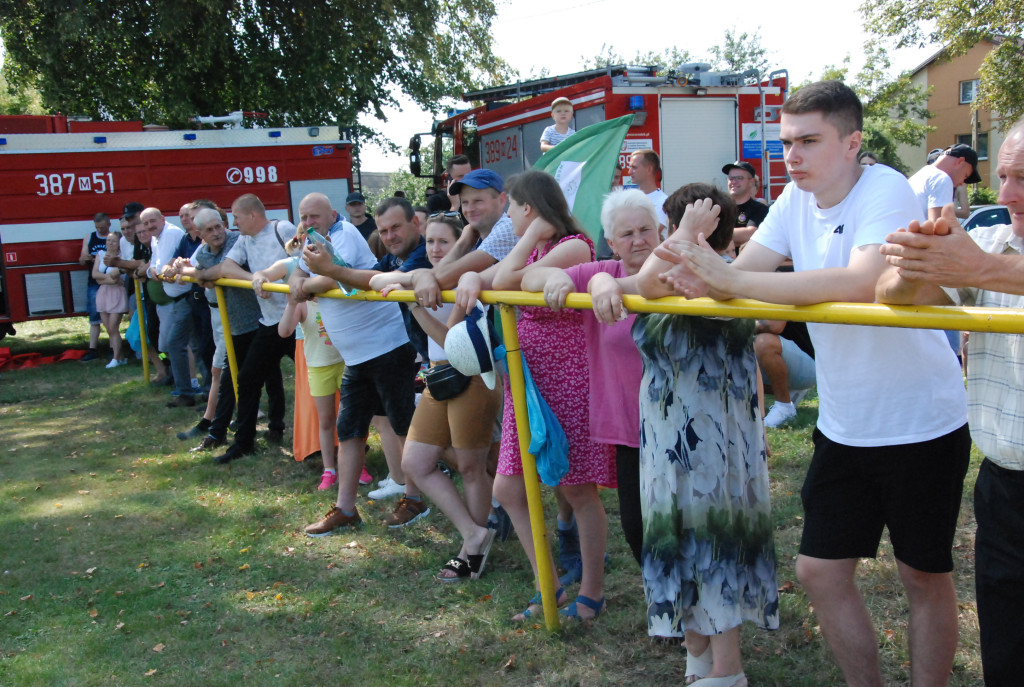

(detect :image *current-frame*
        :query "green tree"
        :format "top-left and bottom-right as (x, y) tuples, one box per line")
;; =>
(0, 0), (509, 136)
(0, 68), (44, 115)
(580, 29), (772, 79)
(581, 43), (694, 72)
(861, 0), (1024, 129)
(707, 27), (772, 76)
(806, 43), (933, 173)
(365, 167), (430, 214)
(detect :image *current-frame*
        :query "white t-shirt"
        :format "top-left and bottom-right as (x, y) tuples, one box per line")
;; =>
(752, 164), (967, 446)
(149, 222), (188, 297)
(646, 189), (669, 229)
(298, 220), (409, 366)
(226, 219), (296, 325)
(119, 236), (134, 266)
(907, 164), (954, 221)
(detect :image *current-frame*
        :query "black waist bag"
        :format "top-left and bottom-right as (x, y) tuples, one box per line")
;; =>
(423, 363), (471, 401)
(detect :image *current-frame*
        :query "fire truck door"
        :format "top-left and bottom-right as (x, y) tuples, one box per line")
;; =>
(659, 98), (738, 195)
(288, 179), (352, 224)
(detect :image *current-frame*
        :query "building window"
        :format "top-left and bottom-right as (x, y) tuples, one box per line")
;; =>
(960, 79), (980, 104)
(956, 133), (988, 160)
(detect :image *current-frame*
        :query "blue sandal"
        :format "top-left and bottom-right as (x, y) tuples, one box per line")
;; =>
(559, 594), (605, 620)
(513, 586), (565, 622)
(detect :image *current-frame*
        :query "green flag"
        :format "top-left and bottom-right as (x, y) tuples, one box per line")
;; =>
(533, 114), (634, 242)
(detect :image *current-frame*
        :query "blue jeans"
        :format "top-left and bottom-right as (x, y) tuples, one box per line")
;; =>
(86, 282), (101, 326)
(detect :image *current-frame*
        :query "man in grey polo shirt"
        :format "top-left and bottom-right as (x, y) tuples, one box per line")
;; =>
(193, 193), (296, 463)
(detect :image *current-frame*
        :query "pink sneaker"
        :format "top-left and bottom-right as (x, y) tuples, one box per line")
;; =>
(359, 467), (374, 486)
(318, 470), (338, 491)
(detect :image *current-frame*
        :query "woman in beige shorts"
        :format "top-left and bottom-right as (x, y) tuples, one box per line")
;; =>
(369, 214), (501, 581)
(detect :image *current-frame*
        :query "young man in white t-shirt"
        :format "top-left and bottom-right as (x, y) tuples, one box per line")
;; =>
(659, 80), (970, 687)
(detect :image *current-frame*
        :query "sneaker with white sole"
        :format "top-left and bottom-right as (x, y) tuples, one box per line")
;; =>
(304, 506), (361, 536)
(358, 467), (373, 486)
(368, 477), (405, 500)
(318, 470), (338, 491)
(764, 401), (798, 428)
(383, 497), (430, 528)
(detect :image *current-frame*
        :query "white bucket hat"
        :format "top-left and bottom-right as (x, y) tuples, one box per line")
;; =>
(444, 302), (497, 389)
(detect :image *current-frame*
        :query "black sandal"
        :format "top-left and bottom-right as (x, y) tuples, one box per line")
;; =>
(466, 528), (497, 580)
(436, 557), (471, 583)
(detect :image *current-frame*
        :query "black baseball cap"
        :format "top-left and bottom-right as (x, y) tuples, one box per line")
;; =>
(345, 191), (366, 205)
(945, 144), (982, 184)
(722, 161), (757, 178)
(122, 202), (144, 219)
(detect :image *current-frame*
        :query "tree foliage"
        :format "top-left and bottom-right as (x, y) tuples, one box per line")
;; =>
(707, 28), (771, 76)
(581, 43), (695, 72)
(580, 28), (773, 78)
(861, 0), (1024, 130)
(807, 43), (933, 174)
(0, 67), (44, 116)
(0, 0), (509, 136)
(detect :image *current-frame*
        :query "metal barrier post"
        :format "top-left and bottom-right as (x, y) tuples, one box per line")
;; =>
(214, 285), (239, 403)
(498, 303), (560, 633)
(133, 278), (149, 381)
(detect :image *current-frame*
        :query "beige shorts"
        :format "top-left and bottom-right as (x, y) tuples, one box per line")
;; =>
(407, 372), (501, 449)
(307, 361), (345, 397)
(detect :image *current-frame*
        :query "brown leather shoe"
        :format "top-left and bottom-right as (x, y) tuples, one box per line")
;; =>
(383, 497), (430, 528)
(304, 506), (361, 537)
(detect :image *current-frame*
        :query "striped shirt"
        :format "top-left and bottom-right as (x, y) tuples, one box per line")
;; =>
(945, 223), (1024, 469)
(540, 125), (575, 147)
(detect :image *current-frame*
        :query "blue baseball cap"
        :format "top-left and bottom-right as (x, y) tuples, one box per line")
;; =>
(448, 168), (504, 195)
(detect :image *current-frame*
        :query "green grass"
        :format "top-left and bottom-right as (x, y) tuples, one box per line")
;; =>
(0, 319), (984, 686)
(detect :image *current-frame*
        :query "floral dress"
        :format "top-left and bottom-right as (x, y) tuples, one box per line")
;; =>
(632, 312), (778, 637)
(497, 234), (616, 487)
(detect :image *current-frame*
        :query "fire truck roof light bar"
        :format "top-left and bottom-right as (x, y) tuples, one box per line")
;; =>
(183, 133), (197, 140)
(93, 136), (107, 144)
(269, 131), (281, 138)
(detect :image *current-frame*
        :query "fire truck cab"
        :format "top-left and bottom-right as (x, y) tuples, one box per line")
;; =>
(0, 115), (356, 337)
(411, 64), (788, 202)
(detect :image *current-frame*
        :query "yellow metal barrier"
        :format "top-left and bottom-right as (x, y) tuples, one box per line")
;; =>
(214, 285), (240, 403)
(132, 279), (150, 381)
(160, 276), (1024, 632)
(499, 304), (561, 630)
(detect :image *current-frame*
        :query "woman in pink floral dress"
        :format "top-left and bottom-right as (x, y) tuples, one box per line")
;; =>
(488, 170), (616, 622)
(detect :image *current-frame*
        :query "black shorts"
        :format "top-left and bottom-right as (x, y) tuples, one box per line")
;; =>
(336, 343), (417, 441)
(799, 424), (971, 573)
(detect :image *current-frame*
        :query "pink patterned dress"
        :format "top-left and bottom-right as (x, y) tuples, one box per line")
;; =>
(497, 234), (617, 487)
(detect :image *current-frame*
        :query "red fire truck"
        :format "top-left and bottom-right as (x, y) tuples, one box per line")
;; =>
(411, 64), (789, 200)
(0, 115), (356, 338)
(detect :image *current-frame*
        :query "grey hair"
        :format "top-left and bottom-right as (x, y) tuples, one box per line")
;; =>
(600, 188), (659, 241)
(193, 207), (222, 231)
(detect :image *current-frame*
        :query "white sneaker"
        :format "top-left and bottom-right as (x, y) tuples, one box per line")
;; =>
(368, 477), (405, 500)
(378, 474), (393, 488)
(764, 401), (797, 428)
(105, 359), (122, 369)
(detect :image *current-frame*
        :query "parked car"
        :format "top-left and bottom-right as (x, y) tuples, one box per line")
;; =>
(963, 205), (1011, 232)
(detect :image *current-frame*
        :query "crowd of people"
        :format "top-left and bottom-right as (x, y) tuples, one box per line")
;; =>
(72, 79), (1024, 687)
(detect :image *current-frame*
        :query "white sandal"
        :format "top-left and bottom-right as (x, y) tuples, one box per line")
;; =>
(689, 672), (746, 687)
(684, 645), (713, 683)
